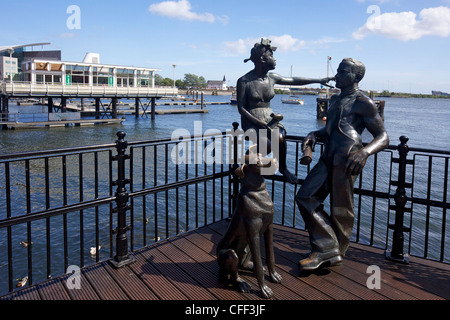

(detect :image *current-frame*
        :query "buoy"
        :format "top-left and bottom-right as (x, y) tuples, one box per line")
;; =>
(322, 116), (327, 121)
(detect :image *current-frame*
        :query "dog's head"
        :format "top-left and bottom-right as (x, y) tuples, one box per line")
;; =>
(234, 152), (278, 179)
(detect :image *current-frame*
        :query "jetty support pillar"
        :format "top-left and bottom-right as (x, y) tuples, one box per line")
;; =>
(1, 95), (7, 129)
(135, 98), (139, 118)
(112, 98), (118, 119)
(48, 97), (53, 113)
(95, 98), (100, 119)
(201, 91), (204, 110)
(151, 97), (156, 120)
(61, 97), (67, 113)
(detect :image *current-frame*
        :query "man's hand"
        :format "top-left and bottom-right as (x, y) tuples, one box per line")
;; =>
(302, 131), (317, 153)
(345, 149), (369, 176)
(320, 77), (335, 88)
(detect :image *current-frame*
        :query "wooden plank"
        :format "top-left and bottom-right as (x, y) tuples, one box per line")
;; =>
(168, 235), (248, 300)
(272, 226), (389, 300)
(343, 244), (448, 300)
(129, 246), (188, 300)
(273, 224), (448, 300)
(82, 262), (129, 300)
(59, 272), (101, 300)
(36, 278), (71, 300)
(1, 221), (448, 301)
(104, 263), (159, 300)
(3, 286), (41, 300)
(149, 244), (217, 300)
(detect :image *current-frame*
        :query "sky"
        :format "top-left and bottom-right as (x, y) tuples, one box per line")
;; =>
(1, 0), (450, 94)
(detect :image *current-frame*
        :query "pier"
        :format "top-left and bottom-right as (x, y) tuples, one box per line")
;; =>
(1, 81), (178, 123)
(0, 118), (124, 130)
(0, 128), (448, 301)
(0, 82), (236, 126)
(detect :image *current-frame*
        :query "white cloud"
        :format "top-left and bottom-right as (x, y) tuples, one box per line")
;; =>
(149, 0), (229, 24)
(223, 35), (305, 56)
(271, 35), (306, 52)
(353, 6), (450, 41)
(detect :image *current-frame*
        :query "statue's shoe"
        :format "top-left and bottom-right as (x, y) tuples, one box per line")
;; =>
(298, 250), (343, 271)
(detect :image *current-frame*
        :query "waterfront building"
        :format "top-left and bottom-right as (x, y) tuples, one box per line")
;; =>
(207, 75), (227, 90)
(0, 56), (18, 81)
(22, 52), (159, 88)
(0, 42), (59, 77)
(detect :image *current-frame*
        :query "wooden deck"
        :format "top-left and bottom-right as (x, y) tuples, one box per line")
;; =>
(1, 220), (449, 301)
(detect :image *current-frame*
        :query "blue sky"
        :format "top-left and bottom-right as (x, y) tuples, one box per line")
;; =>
(1, 0), (450, 93)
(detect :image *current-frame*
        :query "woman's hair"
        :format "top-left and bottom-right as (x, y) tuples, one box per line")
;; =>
(244, 38), (277, 64)
(342, 58), (366, 83)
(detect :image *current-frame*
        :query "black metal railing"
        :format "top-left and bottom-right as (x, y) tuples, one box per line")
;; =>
(0, 127), (448, 296)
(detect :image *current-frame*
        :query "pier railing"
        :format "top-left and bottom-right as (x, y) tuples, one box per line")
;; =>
(1, 81), (178, 98)
(0, 128), (448, 295)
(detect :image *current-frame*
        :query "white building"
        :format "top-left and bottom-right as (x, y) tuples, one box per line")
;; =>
(0, 56), (18, 80)
(21, 53), (159, 88)
(207, 75), (227, 90)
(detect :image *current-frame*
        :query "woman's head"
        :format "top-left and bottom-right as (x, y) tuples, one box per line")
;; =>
(244, 38), (277, 69)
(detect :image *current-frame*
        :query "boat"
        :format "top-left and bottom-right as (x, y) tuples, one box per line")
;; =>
(281, 66), (304, 105)
(230, 91), (237, 105)
(281, 95), (304, 105)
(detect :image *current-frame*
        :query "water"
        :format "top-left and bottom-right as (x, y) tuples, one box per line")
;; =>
(1, 95), (449, 153)
(0, 94), (449, 294)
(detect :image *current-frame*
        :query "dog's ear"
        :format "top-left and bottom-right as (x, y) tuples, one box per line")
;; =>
(234, 164), (246, 178)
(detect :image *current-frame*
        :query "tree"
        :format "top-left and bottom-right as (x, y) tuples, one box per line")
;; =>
(183, 73), (206, 88)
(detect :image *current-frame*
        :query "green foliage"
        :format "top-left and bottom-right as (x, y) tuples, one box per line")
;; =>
(155, 73), (207, 88)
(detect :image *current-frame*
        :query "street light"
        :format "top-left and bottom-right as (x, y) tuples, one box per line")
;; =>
(172, 64), (176, 94)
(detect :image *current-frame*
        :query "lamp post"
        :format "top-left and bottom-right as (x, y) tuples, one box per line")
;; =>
(172, 64), (176, 95)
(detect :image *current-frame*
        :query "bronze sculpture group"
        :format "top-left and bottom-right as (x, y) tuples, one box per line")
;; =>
(217, 39), (389, 298)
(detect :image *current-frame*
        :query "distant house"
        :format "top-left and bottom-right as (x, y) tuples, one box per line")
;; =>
(432, 90), (449, 96)
(207, 75), (227, 90)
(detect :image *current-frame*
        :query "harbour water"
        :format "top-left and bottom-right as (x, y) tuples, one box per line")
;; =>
(1, 94), (449, 153)
(0, 94), (449, 294)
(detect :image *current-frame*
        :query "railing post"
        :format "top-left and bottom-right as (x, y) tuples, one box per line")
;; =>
(385, 135), (411, 264)
(109, 131), (135, 268)
(231, 122), (240, 214)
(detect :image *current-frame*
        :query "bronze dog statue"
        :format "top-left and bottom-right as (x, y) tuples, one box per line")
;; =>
(217, 153), (282, 299)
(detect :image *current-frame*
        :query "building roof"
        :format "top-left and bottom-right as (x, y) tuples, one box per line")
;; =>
(25, 58), (160, 72)
(0, 43), (51, 54)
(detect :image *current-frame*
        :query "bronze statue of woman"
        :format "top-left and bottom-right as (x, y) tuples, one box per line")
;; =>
(237, 38), (333, 184)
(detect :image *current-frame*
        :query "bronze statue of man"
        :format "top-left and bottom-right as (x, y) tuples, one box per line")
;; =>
(237, 39), (333, 184)
(296, 58), (389, 271)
